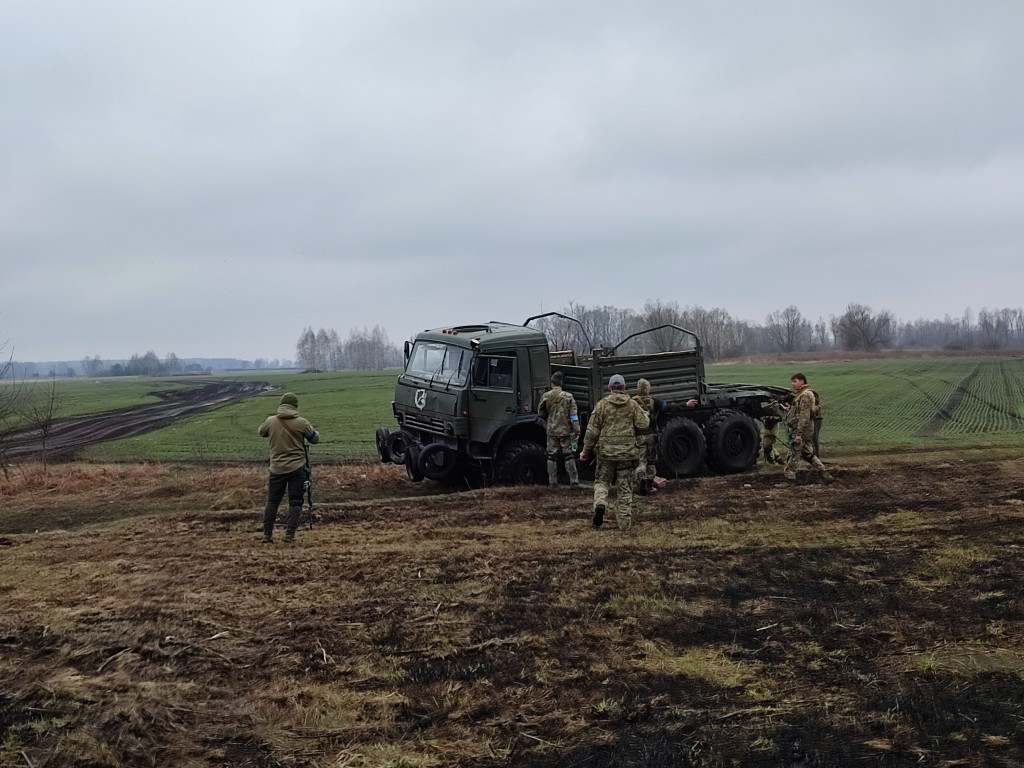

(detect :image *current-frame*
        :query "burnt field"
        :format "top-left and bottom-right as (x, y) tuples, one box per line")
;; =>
(3, 456), (1024, 766)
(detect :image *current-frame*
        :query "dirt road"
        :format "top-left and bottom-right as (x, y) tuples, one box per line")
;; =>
(3, 380), (269, 461)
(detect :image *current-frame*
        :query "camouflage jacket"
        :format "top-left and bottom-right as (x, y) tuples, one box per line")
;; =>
(810, 389), (823, 421)
(583, 392), (650, 461)
(631, 394), (663, 435)
(785, 386), (815, 440)
(539, 387), (579, 437)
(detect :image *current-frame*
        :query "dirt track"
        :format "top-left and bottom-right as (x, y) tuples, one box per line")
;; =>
(3, 455), (1024, 766)
(3, 380), (269, 461)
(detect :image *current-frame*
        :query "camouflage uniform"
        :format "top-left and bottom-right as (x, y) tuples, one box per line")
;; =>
(810, 389), (823, 458)
(538, 378), (580, 486)
(784, 385), (832, 483)
(582, 390), (650, 530)
(760, 399), (789, 465)
(632, 378), (662, 492)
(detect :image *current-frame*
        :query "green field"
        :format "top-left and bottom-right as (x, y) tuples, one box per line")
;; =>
(710, 357), (1024, 453)
(77, 370), (399, 463)
(14, 356), (1024, 462)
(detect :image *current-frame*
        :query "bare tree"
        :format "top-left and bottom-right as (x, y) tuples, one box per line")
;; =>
(764, 306), (811, 353)
(296, 327), (317, 370)
(23, 375), (65, 472)
(835, 303), (893, 351)
(0, 336), (29, 478)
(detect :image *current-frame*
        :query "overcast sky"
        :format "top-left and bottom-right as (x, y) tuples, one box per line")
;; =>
(2, 1), (1022, 362)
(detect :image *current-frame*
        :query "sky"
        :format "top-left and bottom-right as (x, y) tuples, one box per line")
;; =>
(2, 1), (1023, 363)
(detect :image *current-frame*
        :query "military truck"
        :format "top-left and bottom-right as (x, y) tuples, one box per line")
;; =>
(375, 314), (790, 484)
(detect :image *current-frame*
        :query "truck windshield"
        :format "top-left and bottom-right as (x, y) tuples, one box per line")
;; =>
(406, 342), (471, 386)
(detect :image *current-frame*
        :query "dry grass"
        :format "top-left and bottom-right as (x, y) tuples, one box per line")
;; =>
(4, 455), (1024, 766)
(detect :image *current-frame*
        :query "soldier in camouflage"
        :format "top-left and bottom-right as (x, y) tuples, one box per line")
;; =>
(784, 373), (833, 484)
(631, 378), (663, 494)
(579, 374), (650, 530)
(538, 371), (580, 486)
(760, 398), (789, 465)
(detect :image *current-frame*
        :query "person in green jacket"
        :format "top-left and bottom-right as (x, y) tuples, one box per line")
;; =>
(579, 374), (650, 531)
(258, 392), (320, 543)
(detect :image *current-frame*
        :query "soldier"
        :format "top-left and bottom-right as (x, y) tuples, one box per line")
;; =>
(810, 388), (823, 458)
(631, 378), (663, 494)
(538, 371), (580, 486)
(579, 374), (650, 530)
(760, 397), (790, 465)
(258, 392), (320, 543)
(783, 374), (833, 484)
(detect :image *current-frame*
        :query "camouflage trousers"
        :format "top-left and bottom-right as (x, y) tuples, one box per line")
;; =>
(634, 433), (658, 482)
(594, 458), (639, 530)
(761, 422), (788, 464)
(784, 439), (830, 481)
(546, 434), (579, 485)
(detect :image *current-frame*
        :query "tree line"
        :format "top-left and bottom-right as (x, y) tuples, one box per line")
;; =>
(530, 301), (1024, 358)
(295, 325), (403, 371)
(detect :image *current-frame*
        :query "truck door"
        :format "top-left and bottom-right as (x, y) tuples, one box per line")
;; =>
(468, 355), (518, 443)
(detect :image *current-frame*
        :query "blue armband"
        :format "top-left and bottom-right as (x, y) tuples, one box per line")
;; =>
(570, 414), (578, 421)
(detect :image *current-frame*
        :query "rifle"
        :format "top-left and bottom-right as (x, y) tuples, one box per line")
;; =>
(302, 442), (314, 530)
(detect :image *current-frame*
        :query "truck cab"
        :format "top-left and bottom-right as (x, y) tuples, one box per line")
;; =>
(379, 323), (550, 483)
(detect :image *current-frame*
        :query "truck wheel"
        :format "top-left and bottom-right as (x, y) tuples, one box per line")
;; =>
(375, 428), (392, 464)
(405, 444), (424, 482)
(657, 418), (706, 478)
(494, 440), (546, 485)
(418, 443), (458, 482)
(387, 430), (413, 466)
(705, 410), (759, 474)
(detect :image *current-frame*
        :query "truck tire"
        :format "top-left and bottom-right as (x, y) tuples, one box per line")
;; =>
(704, 410), (759, 474)
(418, 443), (458, 482)
(494, 439), (546, 485)
(375, 428), (392, 464)
(387, 430), (414, 466)
(405, 444), (424, 482)
(657, 418), (706, 478)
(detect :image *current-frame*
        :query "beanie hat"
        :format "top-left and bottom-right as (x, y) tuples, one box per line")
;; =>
(551, 371), (563, 386)
(609, 374), (626, 389)
(637, 378), (651, 394)
(280, 392), (299, 407)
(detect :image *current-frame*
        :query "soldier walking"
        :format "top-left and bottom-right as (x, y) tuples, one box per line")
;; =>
(579, 374), (650, 530)
(783, 374), (833, 484)
(538, 371), (580, 486)
(632, 378), (663, 494)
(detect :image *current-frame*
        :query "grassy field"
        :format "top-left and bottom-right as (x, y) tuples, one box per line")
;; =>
(709, 356), (1024, 453)
(77, 370), (400, 463)
(12, 356), (1024, 463)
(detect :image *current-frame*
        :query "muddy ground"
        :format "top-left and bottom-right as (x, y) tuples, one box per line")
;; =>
(3, 380), (269, 461)
(3, 454), (1024, 767)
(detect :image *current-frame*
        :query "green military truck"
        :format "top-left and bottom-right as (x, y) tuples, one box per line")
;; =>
(375, 315), (790, 484)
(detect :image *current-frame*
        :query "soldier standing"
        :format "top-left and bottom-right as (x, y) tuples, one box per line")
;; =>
(810, 388), (823, 458)
(579, 374), (650, 530)
(258, 392), (320, 543)
(631, 378), (663, 494)
(760, 397), (790, 465)
(538, 371), (580, 486)
(783, 374), (833, 483)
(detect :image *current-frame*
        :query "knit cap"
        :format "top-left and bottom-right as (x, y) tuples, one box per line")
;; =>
(280, 392), (299, 407)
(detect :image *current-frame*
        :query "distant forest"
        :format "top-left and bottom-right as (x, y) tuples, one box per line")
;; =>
(524, 300), (1024, 360)
(5, 301), (1024, 381)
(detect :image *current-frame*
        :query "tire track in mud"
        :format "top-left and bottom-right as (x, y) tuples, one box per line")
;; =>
(4, 380), (271, 461)
(916, 365), (979, 437)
